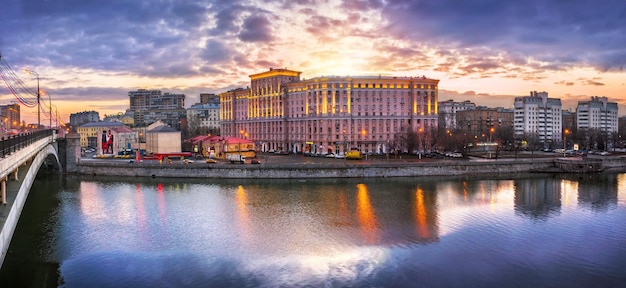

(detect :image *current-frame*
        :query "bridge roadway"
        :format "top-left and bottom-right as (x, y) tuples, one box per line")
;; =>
(0, 130), (59, 269)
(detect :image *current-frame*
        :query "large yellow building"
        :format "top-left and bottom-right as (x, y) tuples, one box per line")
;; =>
(220, 68), (439, 154)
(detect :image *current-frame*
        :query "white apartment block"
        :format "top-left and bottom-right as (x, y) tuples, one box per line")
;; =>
(187, 102), (220, 130)
(576, 96), (618, 133)
(514, 91), (562, 143)
(438, 99), (476, 130)
(221, 68), (439, 154)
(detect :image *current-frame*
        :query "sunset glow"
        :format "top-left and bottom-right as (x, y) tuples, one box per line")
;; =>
(1, 0), (624, 124)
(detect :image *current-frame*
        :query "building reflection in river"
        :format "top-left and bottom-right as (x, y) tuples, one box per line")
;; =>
(514, 178), (562, 219)
(576, 174), (618, 212)
(514, 174), (622, 220)
(228, 180), (440, 253)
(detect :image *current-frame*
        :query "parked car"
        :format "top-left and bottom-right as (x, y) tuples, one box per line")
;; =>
(600, 151), (611, 156)
(335, 152), (345, 159)
(346, 148), (363, 160)
(326, 153), (336, 158)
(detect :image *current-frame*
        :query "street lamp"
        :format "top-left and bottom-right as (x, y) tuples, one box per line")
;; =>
(23, 69), (41, 129)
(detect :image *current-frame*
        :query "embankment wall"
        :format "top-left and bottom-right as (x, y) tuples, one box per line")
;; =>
(77, 159), (557, 179)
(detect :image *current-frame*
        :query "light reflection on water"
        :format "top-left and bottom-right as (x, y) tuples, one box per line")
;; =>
(2, 174), (626, 287)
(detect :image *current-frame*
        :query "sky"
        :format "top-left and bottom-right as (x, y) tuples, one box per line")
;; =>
(0, 0), (625, 125)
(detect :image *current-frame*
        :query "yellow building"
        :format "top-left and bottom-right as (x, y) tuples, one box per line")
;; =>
(76, 121), (129, 149)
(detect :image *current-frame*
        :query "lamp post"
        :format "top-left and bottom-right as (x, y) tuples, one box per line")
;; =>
(23, 69), (40, 129)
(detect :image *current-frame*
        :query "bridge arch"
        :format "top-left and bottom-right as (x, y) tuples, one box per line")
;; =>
(1, 140), (60, 268)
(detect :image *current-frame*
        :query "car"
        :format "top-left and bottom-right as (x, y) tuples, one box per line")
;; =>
(205, 159), (217, 164)
(325, 153), (336, 158)
(346, 149), (363, 160)
(250, 159), (261, 164)
(335, 153), (345, 159)
(600, 151), (611, 156)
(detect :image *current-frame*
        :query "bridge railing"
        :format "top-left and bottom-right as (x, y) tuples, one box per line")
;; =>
(0, 129), (54, 158)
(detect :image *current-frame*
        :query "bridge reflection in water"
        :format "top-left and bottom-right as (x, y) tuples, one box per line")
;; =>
(1, 173), (626, 287)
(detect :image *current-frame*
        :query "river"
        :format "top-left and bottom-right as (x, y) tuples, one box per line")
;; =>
(1, 173), (626, 287)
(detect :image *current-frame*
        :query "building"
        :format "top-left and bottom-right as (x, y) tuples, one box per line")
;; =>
(200, 93), (219, 105)
(562, 109), (576, 133)
(75, 121), (129, 149)
(514, 91), (562, 144)
(146, 125), (182, 155)
(129, 89), (185, 128)
(110, 126), (139, 153)
(438, 99), (476, 130)
(220, 68), (440, 154)
(576, 96), (618, 134)
(187, 102), (220, 132)
(456, 107), (514, 140)
(69, 111), (100, 128)
(0, 103), (20, 132)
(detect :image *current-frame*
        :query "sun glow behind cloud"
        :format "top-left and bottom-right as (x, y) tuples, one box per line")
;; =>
(0, 0), (624, 123)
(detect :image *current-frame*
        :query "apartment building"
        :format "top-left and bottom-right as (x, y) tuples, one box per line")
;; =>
(514, 91), (562, 144)
(220, 68), (439, 154)
(129, 89), (185, 128)
(187, 102), (220, 131)
(438, 99), (476, 130)
(456, 107), (514, 140)
(576, 96), (618, 133)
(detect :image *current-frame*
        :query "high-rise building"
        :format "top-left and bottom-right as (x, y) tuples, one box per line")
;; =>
(220, 68), (439, 154)
(69, 110), (99, 128)
(576, 96), (618, 133)
(129, 89), (185, 129)
(514, 91), (562, 144)
(438, 99), (476, 130)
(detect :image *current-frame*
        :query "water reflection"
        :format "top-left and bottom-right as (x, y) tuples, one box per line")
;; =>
(356, 184), (378, 243)
(514, 177), (562, 219)
(576, 174), (618, 211)
(2, 174), (626, 287)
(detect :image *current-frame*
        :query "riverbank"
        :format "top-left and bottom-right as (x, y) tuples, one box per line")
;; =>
(77, 157), (547, 179)
(73, 152), (626, 179)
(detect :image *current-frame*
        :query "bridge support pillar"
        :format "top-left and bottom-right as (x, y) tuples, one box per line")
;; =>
(1, 180), (5, 205)
(13, 168), (18, 181)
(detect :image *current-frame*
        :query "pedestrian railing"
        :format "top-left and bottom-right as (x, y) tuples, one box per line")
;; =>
(0, 129), (54, 158)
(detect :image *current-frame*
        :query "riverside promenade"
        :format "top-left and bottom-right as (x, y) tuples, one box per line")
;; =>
(74, 152), (626, 179)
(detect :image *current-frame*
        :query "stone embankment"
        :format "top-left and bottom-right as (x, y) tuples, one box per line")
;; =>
(77, 158), (562, 179)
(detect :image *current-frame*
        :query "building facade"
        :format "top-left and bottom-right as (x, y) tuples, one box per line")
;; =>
(75, 121), (129, 149)
(0, 103), (20, 131)
(456, 107), (514, 141)
(69, 110), (99, 128)
(514, 91), (562, 144)
(438, 99), (476, 130)
(200, 93), (219, 105)
(187, 102), (220, 131)
(220, 68), (439, 154)
(576, 96), (618, 133)
(129, 89), (185, 128)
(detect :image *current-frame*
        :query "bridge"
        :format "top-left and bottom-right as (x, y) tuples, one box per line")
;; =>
(0, 130), (61, 268)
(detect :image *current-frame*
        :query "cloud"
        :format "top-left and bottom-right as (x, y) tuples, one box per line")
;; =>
(381, 0), (626, 72)
(238, 14), (274, 42)
(554, 81), (575, 86)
